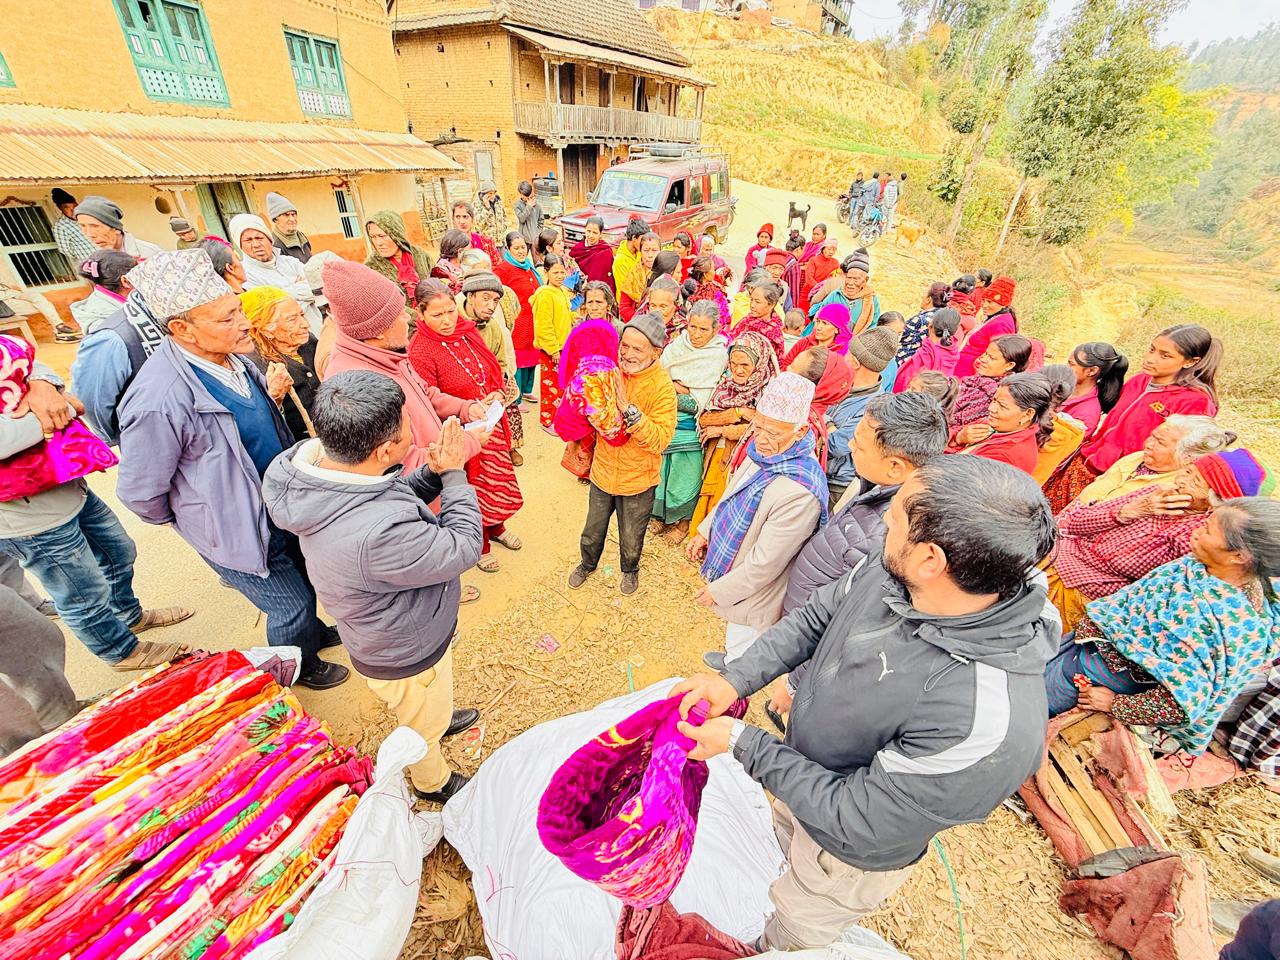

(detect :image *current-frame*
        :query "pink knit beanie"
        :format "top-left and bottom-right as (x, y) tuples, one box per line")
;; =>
(322, 258), (406, 340)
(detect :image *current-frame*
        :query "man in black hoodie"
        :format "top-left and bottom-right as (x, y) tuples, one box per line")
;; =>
(673, 456), (1060, 950)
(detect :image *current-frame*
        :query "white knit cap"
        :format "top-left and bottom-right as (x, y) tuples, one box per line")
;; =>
(125, 249), (233, 320)
(228, 213), (272, 250)
(756, 371), (814, 425)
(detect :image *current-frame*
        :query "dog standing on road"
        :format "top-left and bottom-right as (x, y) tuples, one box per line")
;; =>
(787, 202), (811, 233)
(894, 220), (925, 248)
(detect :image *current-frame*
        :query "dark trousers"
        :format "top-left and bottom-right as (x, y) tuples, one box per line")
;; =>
(204, 525), (324, 670)
(0, 583), (76, 755)
(580, 484), (656, 574)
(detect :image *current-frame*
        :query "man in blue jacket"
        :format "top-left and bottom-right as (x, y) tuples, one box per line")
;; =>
(673, 456), (1060, 950)
(263, 371), (484, 803)
(116, 249), (347, 690)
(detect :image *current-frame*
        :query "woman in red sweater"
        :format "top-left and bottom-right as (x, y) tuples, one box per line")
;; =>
(1062, 341), (1129, 435)
(493, 231), (543, 402)
(947, 371), (1068, 475)
(954, 275), (1017, 377)
(1045, 324), (1222, 512)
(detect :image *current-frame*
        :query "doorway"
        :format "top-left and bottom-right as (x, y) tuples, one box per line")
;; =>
(196, 181), (251, 239)
(560, 144), (598, 209)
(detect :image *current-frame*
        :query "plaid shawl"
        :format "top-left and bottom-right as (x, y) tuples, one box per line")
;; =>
(702, 432), (828, 582)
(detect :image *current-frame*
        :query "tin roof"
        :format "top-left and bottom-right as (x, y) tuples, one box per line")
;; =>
(0, 105), (462, 186)
(503, 27), (710, 87)
(393, 0), (691, 69)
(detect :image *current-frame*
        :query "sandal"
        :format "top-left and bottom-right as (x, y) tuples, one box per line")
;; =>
(114, 639), (191, 672)
(476, 556), (501, 573)
(130, 606), (195, 635)
(460, 584), (481, 605)
(648, 519), (668, 536)
(493, 531), (523, 551)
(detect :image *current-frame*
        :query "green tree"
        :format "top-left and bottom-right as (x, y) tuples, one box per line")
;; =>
(1009, 0), (1196, 244)
(939, 0), (1047, 241)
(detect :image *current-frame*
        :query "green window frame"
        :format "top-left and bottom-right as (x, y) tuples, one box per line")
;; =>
(284, 29), (351, 118)
(111, 0), (229, 106)
(0, 50), (15, 88)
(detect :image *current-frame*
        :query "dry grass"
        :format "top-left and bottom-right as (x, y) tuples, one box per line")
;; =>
(372, 526), (1280, 960)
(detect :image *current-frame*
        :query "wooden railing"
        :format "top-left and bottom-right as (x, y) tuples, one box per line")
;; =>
(514, 101), (702, 144)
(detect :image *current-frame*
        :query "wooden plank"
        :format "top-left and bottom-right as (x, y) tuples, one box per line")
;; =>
(1045, 766), (1107, 856)
(1061, 712), (1113, 746)
(1129, 732), (1178, 822)
(1050, 741), (1133, 850)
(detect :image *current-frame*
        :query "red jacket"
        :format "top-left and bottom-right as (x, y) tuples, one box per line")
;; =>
(947, 425), (1039, 475)
(953, 309), (1017, 378)
(493, 259), (541, 368)
(1079, 375), (1217, 473)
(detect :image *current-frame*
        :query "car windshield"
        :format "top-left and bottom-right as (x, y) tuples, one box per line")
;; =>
(592, 171), (667, 212)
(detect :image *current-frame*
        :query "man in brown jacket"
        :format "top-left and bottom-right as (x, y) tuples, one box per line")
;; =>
(687, 372), (827, 667)
(569, 312), (676, 595)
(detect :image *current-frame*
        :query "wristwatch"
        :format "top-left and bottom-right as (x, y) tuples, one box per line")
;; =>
(622, 403), (642, 429)
(727, 719), (747, 755)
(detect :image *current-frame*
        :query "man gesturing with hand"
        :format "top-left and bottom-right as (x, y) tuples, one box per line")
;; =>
(668, 457), (1061, 951)
(264, 371), (485, 804)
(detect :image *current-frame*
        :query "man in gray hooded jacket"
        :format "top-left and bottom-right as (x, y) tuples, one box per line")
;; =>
(263, 370), (484, 804)
(673, 455), (1060, 950)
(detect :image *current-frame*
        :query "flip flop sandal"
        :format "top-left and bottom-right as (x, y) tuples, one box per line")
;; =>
(476, 556), (501, 573)
(113, 639), (191, 672)
(493, 531), (523, 551)
(460, 585), (481, 605)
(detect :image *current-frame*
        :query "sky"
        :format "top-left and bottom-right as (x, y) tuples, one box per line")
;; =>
(846, 0), (1273, 52)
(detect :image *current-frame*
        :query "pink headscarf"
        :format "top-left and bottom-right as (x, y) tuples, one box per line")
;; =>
(0, 335), (117, 502)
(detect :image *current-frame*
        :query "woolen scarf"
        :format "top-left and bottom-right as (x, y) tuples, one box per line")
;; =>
(661, 330), (728, 409)
(702, 432), (829, 582)
(706, 331), (779, 412)
(502, 249), (542, 282)
(807, 351), (855, 469)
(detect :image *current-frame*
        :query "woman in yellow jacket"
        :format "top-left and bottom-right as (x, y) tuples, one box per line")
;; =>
(531, 253), (574, 428)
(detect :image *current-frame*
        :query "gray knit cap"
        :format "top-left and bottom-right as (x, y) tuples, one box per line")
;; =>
(847, 326), (900, 373)
(74, 196), (124, 232)
(265, 192), (296, 220)
(623, 312), (666, 349)
(842, 247), (871, 275)
(169, 216), (194, 235)
(461, 271), (503, 295)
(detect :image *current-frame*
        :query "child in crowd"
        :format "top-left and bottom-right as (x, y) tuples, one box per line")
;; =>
(782, 308), (807, 354)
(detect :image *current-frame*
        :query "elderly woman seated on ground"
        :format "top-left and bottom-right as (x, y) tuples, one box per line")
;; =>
(1044, 497), (1280, 759)
(1045, 448), (1274, 631)
(1070, 414), (1237, 507)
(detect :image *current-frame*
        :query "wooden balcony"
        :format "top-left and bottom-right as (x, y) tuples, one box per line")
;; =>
(514, 101), (702, 147)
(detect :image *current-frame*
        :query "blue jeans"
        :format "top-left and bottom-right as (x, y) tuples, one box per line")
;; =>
(204, 525), (324, 669)
(0, 490), (142, 664)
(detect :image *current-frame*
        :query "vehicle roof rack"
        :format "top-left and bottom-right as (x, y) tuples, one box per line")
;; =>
(629, 142), (722, 160)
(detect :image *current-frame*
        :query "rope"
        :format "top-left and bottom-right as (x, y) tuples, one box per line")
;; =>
(932, 836), (968, 960)
(626, 661), (636, 692)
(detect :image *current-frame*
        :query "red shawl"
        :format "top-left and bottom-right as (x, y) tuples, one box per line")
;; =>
(799, 239), (825, 263)
(807, 352), (854, 469)
(431, 259), (464, 296)
(728, 311), (785, 362)
(493, 259), (542, 368)
(471, 231), (500, 264)
(798, 254), (839, 313)
(569, 239), (616, 291)
(407, 319), (523, 525)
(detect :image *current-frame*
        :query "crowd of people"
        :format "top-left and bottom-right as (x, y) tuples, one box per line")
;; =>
(5, 186), (1279, 951)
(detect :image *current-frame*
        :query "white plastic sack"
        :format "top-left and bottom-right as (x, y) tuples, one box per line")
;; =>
(443, 678), (786, 960)
(749, 925), (913, 959)
(245, 727), (444, 960)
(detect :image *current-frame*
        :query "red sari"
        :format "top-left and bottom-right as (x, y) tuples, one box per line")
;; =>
(727, 311), (786, 362)
(408, 319), (523, 552)
(494, 257), (542, 369)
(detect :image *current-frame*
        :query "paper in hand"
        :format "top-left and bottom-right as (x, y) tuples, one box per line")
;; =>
(463, 400), (504, 432)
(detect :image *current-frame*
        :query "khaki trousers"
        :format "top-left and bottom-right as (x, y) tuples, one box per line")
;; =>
(763, 801), (915, 950)
(360, 648), (455, 793)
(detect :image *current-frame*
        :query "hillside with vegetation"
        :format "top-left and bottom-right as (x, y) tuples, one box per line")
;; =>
(655, 6), (1278, 461)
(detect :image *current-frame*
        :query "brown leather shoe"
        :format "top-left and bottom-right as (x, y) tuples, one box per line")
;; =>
(130, 606), (195, 635)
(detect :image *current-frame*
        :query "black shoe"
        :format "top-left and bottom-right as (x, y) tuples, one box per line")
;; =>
(568, 564), (593, 589)
(702, 651), (726, 672)
(413, 771), (470, 804)
(296, 660), (350, 690)
(319, 624), (343, 649)
(54, 323), (82, 343)
(620, 571), (639, 595)
(444, 708), (480, 738)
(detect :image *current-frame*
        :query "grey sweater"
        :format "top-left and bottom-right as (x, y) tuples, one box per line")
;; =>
(724, 555), (1059, 872)
(262, 439), (482, 679)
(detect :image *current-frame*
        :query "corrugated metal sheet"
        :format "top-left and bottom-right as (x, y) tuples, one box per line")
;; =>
(393, 0), (693, 69)
(504, 27), (710, 88)
(0, 105), (462, 186)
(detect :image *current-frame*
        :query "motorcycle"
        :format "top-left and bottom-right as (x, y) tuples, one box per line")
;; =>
(836, 192), (852, 224)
